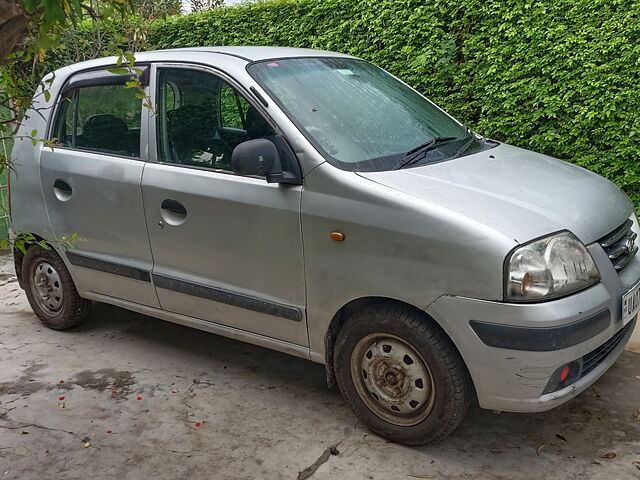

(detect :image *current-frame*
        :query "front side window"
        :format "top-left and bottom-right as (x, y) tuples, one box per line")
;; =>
(248, 57), (486, 172)
(220, 84), (249, 129)
(52, 83), (142, 158)
(156, 68), (274, 173)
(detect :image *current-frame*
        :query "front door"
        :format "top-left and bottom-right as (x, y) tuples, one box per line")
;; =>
(141, 64), (307, 345)
(41, 70), (159, 307)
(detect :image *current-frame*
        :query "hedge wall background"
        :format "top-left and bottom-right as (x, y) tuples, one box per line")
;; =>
(149, 0), (640, 210)
(6, 0), (639, 215)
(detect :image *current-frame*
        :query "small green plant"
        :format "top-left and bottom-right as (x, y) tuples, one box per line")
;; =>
(0, 231), (84, 253)
(0, 232), (50, 254)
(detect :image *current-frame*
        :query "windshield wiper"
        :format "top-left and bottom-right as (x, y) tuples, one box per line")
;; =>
(393, 136), (458, 170)
(453, 126), (485, 158)
(406, 136), (457, 156)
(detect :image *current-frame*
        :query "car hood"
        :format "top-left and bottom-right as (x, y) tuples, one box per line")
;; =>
(357, 143), (631, 244)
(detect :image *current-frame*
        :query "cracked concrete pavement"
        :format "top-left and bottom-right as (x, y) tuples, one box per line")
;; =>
(0, 251), (639, 479)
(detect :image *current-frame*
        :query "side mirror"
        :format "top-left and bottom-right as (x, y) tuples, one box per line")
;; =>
(231, 136), (302, 184)
(231, 138), (280, 177)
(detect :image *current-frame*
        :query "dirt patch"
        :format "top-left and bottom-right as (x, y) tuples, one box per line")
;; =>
(73, 368), (137, 396)
(0, 362), (47, 396)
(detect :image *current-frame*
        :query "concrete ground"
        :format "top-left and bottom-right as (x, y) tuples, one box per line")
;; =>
(0, 251), (639, 480)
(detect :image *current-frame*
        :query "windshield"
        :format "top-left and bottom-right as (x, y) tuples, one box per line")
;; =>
(248, 57), (482, 172)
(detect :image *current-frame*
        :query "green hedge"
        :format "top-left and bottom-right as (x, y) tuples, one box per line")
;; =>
(150, 0), (640, 211)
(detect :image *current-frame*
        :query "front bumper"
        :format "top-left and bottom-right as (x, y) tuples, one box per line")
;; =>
(425, 242), (640, 413)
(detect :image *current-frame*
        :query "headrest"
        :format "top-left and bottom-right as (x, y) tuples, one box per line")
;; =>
(82, 114), (128, 137)
(167, 104), (216, 143)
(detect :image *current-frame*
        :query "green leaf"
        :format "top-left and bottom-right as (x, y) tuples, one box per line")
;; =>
(107, 68), (130, 75)
(15, 241), (26, 255)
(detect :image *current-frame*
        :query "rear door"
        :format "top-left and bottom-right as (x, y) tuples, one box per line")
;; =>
(40, 69), (159, 307)
(141, 64), (307, 345)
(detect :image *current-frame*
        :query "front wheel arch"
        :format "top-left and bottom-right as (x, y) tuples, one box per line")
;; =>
(331, 298), (475, 444)
(324, 297), (475, 396)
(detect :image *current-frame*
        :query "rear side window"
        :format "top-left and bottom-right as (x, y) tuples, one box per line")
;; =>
(52, 83), (142, 158)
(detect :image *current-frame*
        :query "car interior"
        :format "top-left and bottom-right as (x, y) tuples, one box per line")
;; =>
(158, 69), (276, 172)
(52, 69), (278, 170)
(75, 114), (141, 157)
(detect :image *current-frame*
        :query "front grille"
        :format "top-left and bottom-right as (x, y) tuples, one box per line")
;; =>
(598, 219), (638, 271)
(581, 321), (633, 376)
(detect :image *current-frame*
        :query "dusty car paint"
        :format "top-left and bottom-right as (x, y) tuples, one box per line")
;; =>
(9, 47), (639, 414)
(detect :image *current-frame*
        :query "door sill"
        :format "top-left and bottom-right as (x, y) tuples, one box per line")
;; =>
(83, 291), (313, 361)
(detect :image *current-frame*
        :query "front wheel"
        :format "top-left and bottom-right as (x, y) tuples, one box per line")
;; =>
(334, 302), (473, 445)
(22, 245), (91, 330)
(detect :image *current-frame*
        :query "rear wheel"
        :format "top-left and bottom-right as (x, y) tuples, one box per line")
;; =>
(22, 245), (91, 330)
(334, 301), (472, 445)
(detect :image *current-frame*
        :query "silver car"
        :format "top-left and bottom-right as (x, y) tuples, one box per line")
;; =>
(9, 47), (639, 445)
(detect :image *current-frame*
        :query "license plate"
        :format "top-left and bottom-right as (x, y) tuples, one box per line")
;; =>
(622, 281), (640, 326)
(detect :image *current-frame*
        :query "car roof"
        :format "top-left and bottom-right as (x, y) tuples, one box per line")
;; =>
(56, 46), (357, 77)
(142, 46), (355, 62)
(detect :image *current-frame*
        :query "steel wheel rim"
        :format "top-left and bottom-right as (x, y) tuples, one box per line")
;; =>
(30, 259), (64, 315)
(351, 333), (436, 426)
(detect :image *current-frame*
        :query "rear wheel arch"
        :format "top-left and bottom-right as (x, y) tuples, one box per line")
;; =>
(13, 232), (51, 288)
(20, 242), (91, 329)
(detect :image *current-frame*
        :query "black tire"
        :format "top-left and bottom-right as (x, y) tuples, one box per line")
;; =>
(334, 301), (472, 445)
(22, 245), (91, 330)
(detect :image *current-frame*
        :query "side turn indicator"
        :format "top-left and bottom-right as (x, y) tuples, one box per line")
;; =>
(330, 231), (345, 242)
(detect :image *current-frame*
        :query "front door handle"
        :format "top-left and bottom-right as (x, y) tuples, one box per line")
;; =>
(161, 199), (187, 215)
(160, 198), (187, 226)
(53, 178), (72, 201)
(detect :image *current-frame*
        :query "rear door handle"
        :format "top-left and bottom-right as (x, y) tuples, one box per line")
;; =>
(53, 178), (72, 201)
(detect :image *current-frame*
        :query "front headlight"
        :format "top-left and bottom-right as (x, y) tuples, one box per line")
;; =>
(505, 231), (600, 302)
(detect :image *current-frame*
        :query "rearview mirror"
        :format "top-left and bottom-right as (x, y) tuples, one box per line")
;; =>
(231, 138), (280, 177)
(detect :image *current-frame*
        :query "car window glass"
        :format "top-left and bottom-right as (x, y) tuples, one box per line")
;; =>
(248, 58), (466, 171)
(51, 83), (142, 158)
(220, 85), (249, 129)
(156, 68), (275, 173)
(165, 83), (176, 110)
(76, 85), (142, 157)
(52, 95), (74, 147)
